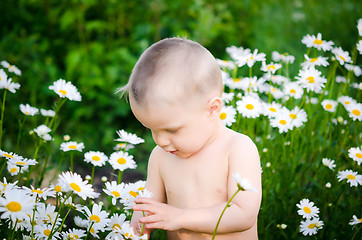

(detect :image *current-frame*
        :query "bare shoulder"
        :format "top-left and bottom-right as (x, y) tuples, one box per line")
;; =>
(224, 128), (259, 155)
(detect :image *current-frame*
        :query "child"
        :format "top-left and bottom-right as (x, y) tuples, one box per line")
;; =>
(120, 37), (262, 239)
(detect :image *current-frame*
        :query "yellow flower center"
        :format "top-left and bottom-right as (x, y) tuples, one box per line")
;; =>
(359, 219), (362, 223)
(325, 104), (333, 110)
(43, 229), (51, 236)
(308, 223), (316, 229)
(310, 58), (318, 62)
(125, 233), (133, 238)
(268, 65), (276, 70)
(117, 158), (127, 165)
(3, 153), (13, 158)
(339, 55), (346, 61)
(129, 190), (139, 198)
(90, 215), (101, 223)
(10, 168), (18, 173)
(313, 39), (323, 45)
(112, 223), (121, 230)
(92, 156), (101, 161)
(303, 206), (312, 214)
(352, 109), (360, 116)
(70, 182), (81, 192)
(111, 191), (120, 197)
(219, 112), (227, 120)
(289, 114), (297, 119)
(290, 89), (296, 94)
(279, 120), (287, 125)
(32, 189), (44, 194)
(233, 78), (241, 82)
(138, 187), (144, 191)
(246, 104), (254, 110)
(307, 76), (315, 83)
(345, 101), (350, 105)
(59, 89), (67, 95)
(7, 201), (22, 212)
(25, 111), (29, 115)
(54, 185), (62, 192)
(269, 107), (277, 112)
(90, 227), (95, 233)
(347, 174), (356, 180)
(356, 153), (362, 159)
(68, 145), (77, 149)
(16, 162), (25, 165)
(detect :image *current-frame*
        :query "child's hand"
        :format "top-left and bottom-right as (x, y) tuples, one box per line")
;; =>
(133, 197), (183, 231)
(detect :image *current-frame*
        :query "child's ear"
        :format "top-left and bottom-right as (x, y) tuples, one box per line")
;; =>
(207, 97), (222, 119)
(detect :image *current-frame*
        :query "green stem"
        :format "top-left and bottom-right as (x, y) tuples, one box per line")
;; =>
(90, 165), (95, 185)
(70, 152), (74, 172)
(10, 218), (18, 240)
(16, 116), (28, 153)
(352, 224), (362, 240)
(48, 192), (73, 240)
(0, 90), (7, 149)
(117, 170), (124, 184)
(140, 211), (146, 236)
(212, 189), (241, 239)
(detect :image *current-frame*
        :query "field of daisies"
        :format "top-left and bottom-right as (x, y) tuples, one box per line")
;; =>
(0, 17), (361, 240)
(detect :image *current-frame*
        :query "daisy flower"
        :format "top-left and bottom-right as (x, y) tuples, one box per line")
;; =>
(40, 109), (55, 117)
(321, 99), (338, 112)
(348, 146), (362, 165)
(262, 101), (283, 118)
(60, 141), (85, 152)
(0, 69), (8, 88)
(337, 95), (356, 108)
(82, 203), (110, 231)
(345, 102), (362, 121)
(114, 129), (145, 145)
(299, 217), (324, 236)
(337, 169), (362, 187)
(33, 124), (52, 141)
(7, 163), (20, 176)
(58, 171), (99, 200)
(19, 103), (39, 116)
(0, 177), (18, 194)
(260, 62), (282, 74)
(269, 86), (285, 99)
(226, 45), (251, 61)
(357, 18), (362, 36)
(62, 228), (87, 240)
(236, 49), (266, 68)
(349, 215), (362, 226)
(1, 78), (20, 93)
(332, 47), (352, 65)
(8, 157), (37, 172)
(216, 59), (236, 70)
(35, 202), (61, 227)
(295, 67), (327, 93)
(221, 92), (235, 104)
(33, 224), (60, 240)
(270, 111), (294, 133)
(322, 158), (336, 170)
(357, 40), (362, 55)
(49, 78), (82, 101)
(336, 75), (347, 83)
(0, 150), (22, 160)
(219, 105), (237, 127)
(232, 173), (257, 192)
(284, 82), (303, 99)
(0, 188), (34, 222)
(22, 186), (56, 201)
(113, 142), (134, 151)
(120, 181), (148, 209)
(301, 55), (329, 68)
(109, 151), (137, 171)
(120, 221), (137, 239)
(269, 74), (289, 85)
(0, 61), (21, 76)
(236, 95), (262, 118)
(288, 107), (308, 128)
(84, 151), (108, 167)
(103, 181), (126, 205)
(74, 215), (89, 228)
(301, 33), (334, 51)
(271, 51), (295, 64)
(296, 198), (320, 219)
(105, 213), (127, 239)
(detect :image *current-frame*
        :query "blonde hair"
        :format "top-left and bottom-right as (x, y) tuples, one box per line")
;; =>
(118, 37), (223, 105)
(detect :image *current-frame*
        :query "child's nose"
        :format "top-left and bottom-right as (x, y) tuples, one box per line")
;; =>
(152, 132), (170, 148)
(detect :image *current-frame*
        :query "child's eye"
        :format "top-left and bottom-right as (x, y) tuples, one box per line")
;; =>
(166, 129), (178, 133)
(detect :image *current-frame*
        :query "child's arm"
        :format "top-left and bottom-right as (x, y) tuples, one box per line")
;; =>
(130, 147), (167, 236)
(133, 135), (262, 234)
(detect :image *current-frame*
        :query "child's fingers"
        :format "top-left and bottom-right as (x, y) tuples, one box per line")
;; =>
(133, 202), (160, 213)
(140, 213), (163, 224)
(134, 197), (159, 205)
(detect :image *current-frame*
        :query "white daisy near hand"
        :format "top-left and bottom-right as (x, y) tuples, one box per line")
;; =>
(296, 198), (320, 220)
(349, 215), (362, 226)
(120, 181), (148, 209)
(19, 103), (39, 116)
(321, 99), (338, 112)
(295, 67), (327, 93)
(84, 151), (108, 167)
(103, 181), (125, 205)
(114, 129), (144, 145)
(33, 124), (52, 141)
(299, 217), (324, 236)
(348, 146), (362, 165)
(60, 141), (85, 152)
(301, 33), (334, 51)
(322, 158), (336, 170)
(109, 151), (137, 171)
(219, 105), (237, 127)
(236, 95), (262, 118)
(0, 188), (34, 222)
(345, 102), (362, 121)
(232, 173), (257, 192)
(332, 47), (352, 65)
(105, 213), (128, 239)
(82, 203), (110, 232)
(49, 78), (82, 101)
(337, 169), (362, 187)
(58, 171), (99, 200)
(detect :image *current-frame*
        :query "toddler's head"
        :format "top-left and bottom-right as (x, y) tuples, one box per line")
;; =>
(121, 37), (223, 108)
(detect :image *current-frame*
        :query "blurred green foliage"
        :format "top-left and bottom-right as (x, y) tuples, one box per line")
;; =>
(0, 0), (361, 174)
